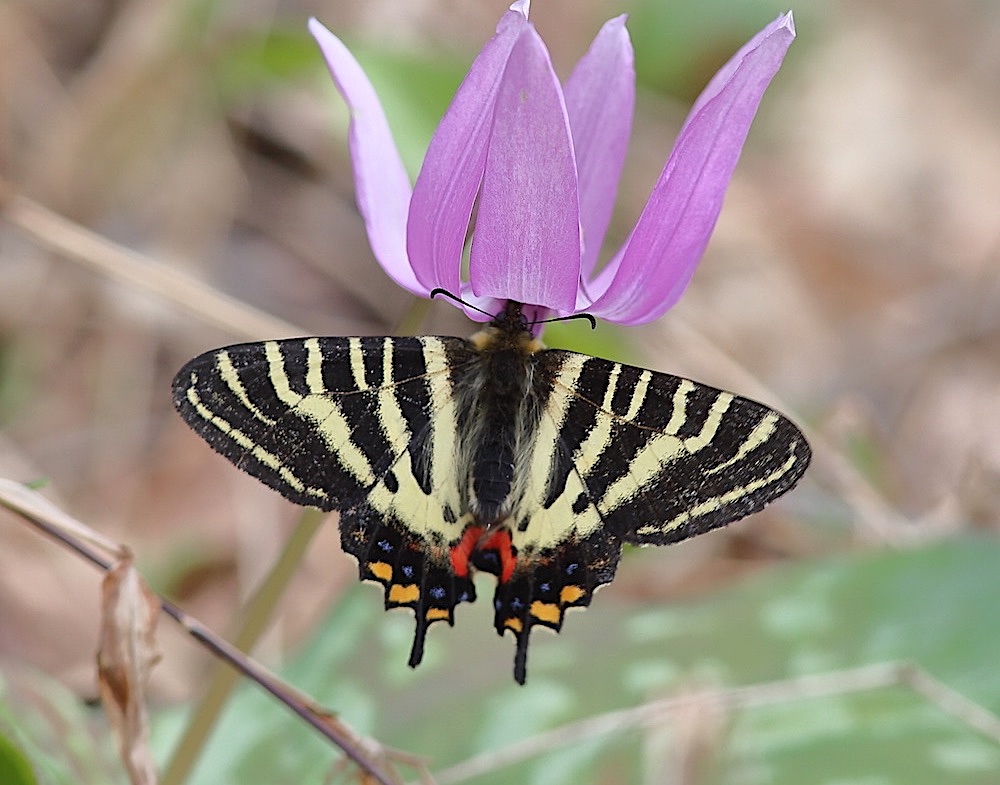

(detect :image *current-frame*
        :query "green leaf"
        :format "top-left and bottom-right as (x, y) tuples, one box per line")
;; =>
(0, 668), (123, 785)
(0, 732), (37, 785)
(155, 537), (1000, 785)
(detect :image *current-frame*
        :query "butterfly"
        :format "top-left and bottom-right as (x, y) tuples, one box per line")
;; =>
(173, 299), (809, 683)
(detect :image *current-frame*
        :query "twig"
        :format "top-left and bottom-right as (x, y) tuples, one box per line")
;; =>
(3, 194), (303, 341)
(161, 508), (326, 785)
(430, 661), (1000, 785)
(0, 480), (401, 785)
(666, 315), (913, 544)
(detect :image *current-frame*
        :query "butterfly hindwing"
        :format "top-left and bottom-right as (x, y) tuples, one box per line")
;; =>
(338, 503), (478, 670)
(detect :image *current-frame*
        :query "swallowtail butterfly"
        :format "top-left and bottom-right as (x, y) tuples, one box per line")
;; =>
(173, 300), (809, 683)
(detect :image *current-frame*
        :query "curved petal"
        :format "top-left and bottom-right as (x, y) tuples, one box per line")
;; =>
(587, 12), (795, 324)
(564, 15), (635, 277)
(469, 25), (581, 311)
(308, 18), (426, 296)
(406, 4), (530, 298)
(683, 12), (792, 135)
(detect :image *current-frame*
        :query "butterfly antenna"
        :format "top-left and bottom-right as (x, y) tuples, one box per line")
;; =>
(530, 312), (597, 330)
(429, 288), (496, 319)
(431, 289), (597, 330)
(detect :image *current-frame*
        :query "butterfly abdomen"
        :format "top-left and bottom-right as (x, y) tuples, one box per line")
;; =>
(472, 436), (515, 524)
(469, 340), (533, 525)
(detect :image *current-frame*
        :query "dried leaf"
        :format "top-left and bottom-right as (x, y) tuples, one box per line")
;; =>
(97, 550), (161, 785)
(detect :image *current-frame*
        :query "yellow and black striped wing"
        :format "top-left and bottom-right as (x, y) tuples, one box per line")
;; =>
(173, 335), (810, 684)
(484, 350), (810, 679)
(534, 349), (810, 546)
(172, 336), (472, 514)
(174, 335), (498, 671)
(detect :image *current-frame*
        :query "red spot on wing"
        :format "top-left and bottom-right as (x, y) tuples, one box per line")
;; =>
(480, 529), (516, 583)
(449, 526), (484, 577)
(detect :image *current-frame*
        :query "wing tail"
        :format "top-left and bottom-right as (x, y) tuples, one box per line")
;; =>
(341, 505), (477, 668)
(477, 529), (621, 684)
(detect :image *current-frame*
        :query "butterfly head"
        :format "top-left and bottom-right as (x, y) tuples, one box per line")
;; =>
(470, 300), (545, 357)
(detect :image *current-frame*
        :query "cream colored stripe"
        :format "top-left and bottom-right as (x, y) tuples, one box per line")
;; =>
(185, 385), (335, 500)
(264, 341), (301, 406)
(216, 350), (276, 426)
(368, 449), (454, 540)
(305, 338), (326, 394)
(521, 354), (586, 508)
(682, 392), (734, 453)
(349, 337), (368, 391)
(575, 412), (614, 479)
(302, 393), (376, 485)
(421, 338), (461, 510)
(635, 449), (801, 537)
(625, 370), (652, 420)
(707, 412), (779, 476)
(600, 429), (684, 511)
(376, 338), (410, 448)
(665, 380), (693, 435)
(514, 467), (604, 550)
(602, 363), (621, 410)
(577, 367), (651, 479)
(572, 360), (620, 478)
(367, 341), (465, 540)
(262, 339), (373, 486)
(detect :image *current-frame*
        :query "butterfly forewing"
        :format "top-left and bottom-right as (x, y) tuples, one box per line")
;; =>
(536, 350), (810, 545)
(172, 336), (472, 512)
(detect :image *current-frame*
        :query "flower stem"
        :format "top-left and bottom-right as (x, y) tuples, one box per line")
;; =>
(161, 507), (326, 785)
(394, 294), (434, 336)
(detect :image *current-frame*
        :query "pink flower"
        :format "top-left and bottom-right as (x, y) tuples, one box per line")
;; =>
(309, 3), (794, 327)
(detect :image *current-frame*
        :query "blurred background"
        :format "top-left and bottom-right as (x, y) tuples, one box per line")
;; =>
(2, 0), (1000, 783)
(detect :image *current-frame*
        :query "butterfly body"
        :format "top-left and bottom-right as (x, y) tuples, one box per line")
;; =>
(173, 302), (809, 683)
(455, 300), (543, 527)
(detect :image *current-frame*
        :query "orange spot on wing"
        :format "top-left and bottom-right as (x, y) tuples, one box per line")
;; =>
(560, 585), (585, 604)
(388, 584), (420, 604)
(367, 561), (393, 582)
(530, 601), (561, 625)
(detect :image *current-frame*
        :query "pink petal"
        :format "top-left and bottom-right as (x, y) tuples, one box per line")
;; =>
(469, 25), (581, 311)
(308, 18), (426, 296)
(683, 12), (793, 135)
(587, 12), (795, 324)
(564, 15), (635, 277)
(406, 4), (529, 298)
